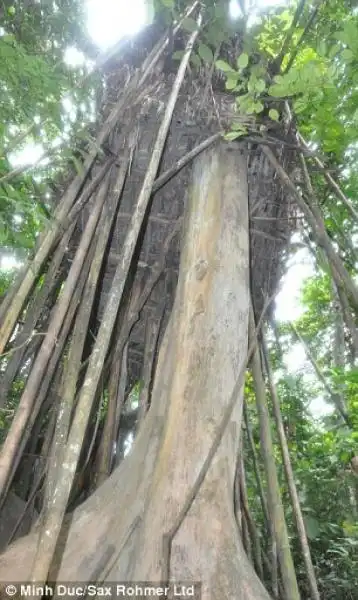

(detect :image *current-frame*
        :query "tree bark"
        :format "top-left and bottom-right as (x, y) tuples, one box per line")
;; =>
(0, 142), (272, 599)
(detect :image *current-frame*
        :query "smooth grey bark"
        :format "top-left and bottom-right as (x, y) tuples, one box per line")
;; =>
(0, 143), (271, 599)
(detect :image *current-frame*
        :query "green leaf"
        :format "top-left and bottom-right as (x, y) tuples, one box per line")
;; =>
(279, 9), (292, 25)
(293, 97), (308, 113)
(248, 76), (266, 94)
(245, 103), (256, 115)
(255, 78), (266, 93)
(251, 64), (265, 78)
(304, 516), (320, 540)
(237, 94), (257, 115)
(253, 101), (264, 113)
(225, 77), (239, 90)
(268, 85), (284, 98)
(190, 54), (201, 69)
(216, 60), (236, 73)
(181, 17), (198, 33)
(247, 77), (255, 94)
(317, 41), (327, 57)
(269, 108), (280, 121)
(335, 22), (358, 52)
(0, 222), (7, 244)
(224, 131), (246, 141)
(328, 43), (341, 59)
(205, 25), (226, 46)
(160, 0), (174, 6)
(237, 53), (249, 69)
(342, 48), (354, 61)
(198, 43), (213, 64)
(231, 122), (248, 133)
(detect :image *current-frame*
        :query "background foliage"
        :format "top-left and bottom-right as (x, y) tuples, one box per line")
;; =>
(0, 0), (98, 257)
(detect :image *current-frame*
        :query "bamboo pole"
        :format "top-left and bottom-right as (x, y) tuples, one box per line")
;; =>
(249, 306), (300, 600)
(243, 403), (270, 529)
(261, 333), (321, 600)
(0, 175), (111, 503)
(0, 239), (96, 511)
(45, 154), (130, 505)
(239, 453), (264, 579)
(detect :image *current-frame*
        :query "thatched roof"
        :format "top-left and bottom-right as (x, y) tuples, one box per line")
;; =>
(82, 23), (296, 384)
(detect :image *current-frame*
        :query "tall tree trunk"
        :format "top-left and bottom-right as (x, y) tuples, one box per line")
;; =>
(0, 142), (272, 598)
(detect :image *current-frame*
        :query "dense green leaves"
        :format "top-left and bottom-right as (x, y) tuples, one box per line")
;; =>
(0, 0), (97, 264)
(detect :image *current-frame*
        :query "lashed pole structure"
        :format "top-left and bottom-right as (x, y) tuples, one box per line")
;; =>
(1, 5), (356, 598)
